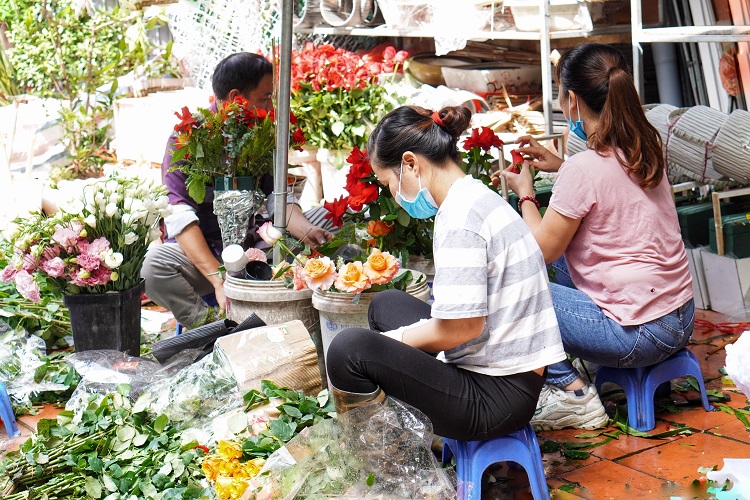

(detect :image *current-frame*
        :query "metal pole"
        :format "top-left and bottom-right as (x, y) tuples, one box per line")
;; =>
(540, 0), (553, 135)
(631, 0), (644, 101)
(273, 0), (294, 265)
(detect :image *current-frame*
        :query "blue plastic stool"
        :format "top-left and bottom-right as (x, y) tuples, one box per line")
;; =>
(0, 380), (20, 437)
(595, 348), (713, 432)
(442, 423), (550, 500)
(175, 293), (219, 335)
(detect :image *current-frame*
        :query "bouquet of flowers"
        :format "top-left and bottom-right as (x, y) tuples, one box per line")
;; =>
(170, 95), (307, 204)
(318, 147), (434, 263)
(0, 173), (172, 299)
(257, 221), (413, 295)
(290, 43), (407, 151)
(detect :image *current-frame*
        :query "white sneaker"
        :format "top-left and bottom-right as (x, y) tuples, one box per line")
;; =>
(530, 383), (609, 431)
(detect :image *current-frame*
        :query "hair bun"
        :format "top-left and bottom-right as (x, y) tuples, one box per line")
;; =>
(436, 106), (472, 140)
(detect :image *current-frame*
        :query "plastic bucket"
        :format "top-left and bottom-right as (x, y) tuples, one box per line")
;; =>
(63, 280), (144, 357)
(224, 276), (326, 385)
(312, 270), (431, 359)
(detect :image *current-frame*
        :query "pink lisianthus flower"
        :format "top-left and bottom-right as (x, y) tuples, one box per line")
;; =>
(76, 252), (101, 272)
(42, 246), (61, 260)
(20, 254), (39, 273)
(42, 257), (66, 278)
(87, 237), (110, 257)
(90, 266), (112, 285)
(1, 264), (17, 282)
(52, 222), (83, 250)
(15, 270), (41, 302)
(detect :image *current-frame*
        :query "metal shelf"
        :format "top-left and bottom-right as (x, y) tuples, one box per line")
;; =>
(631, 0), (750, 97)
(296, 2), (631, 135)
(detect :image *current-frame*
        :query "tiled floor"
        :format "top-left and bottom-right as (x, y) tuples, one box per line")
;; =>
(2, 308), (749, 499)
(482, 308), (750, 499)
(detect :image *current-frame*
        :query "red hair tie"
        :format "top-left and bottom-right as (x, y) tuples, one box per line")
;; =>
(431, 111), (445, 127)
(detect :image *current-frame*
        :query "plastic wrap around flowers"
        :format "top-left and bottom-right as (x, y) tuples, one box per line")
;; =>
(214, 190), (266, 247)
(256, 222), (401, 294)
(1, 174), (172, 299)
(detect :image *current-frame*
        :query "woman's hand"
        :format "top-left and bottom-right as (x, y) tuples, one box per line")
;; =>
(515, 135), (564, 173)
(496, 159), (535, 200)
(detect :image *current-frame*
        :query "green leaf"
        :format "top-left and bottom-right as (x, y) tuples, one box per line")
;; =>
(117, 426), (135, 442)
(282, 404), (303, 418)
(187, 178), (206, 204)
(539, 440), (561, 453)
(89, 456), (104, 473)
(103, 474), (118, 492)
(132, 432), (148, 447)
(561, 449), (590, 460)
(366, 473), (375, 486)
(396, 209), (411, 227)
(84, 477), (103, 499)
(228, 411), (248, 434)
(154, 414), (169, 434)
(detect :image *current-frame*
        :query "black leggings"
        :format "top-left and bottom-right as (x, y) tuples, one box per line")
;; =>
(326, 289), (546, 441)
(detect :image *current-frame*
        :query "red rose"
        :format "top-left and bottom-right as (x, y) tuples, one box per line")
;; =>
(382, 46), (397, 61)
(323, 196), (349, 228)
(291, 128), (306, 151)
(463, 127), (503, 151)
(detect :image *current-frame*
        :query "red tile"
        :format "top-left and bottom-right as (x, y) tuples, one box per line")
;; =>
(617, 432), (750, 492)
(17, 404), (65, 429)
(558, 460), (671, 499)
(657, 405), (737, 432)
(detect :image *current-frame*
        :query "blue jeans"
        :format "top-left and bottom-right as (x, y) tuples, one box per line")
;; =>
(546, 257), (695, 388)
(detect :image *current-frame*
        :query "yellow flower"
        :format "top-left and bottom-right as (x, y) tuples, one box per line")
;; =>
(215, 477), (251, 500)
(334, 261), (371, 294)
(363, 249), (400, 285)
(218, 440), (243, 460)
(302, 256), (337, 291)
(201, 456), (223, 481)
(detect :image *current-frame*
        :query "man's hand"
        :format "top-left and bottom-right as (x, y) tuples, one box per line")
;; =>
(213, 284), (227, 316)
(300, 226), (333, 249)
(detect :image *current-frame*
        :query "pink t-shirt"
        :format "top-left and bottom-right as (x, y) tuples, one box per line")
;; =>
(549, 149), (693, 326)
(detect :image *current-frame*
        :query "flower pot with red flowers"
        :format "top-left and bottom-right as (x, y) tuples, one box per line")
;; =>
(290, 43), (408, 201)
(170, 97), (307, 246)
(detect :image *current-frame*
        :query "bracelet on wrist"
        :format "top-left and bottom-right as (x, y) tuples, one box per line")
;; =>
(517, 196), (541, 211)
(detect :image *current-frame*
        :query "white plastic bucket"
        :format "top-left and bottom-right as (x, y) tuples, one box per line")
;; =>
(312, 270), (432, 359)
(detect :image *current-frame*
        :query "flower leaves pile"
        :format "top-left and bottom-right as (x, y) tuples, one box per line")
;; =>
(290, 43), (406, 151)
(0, 385), (212, 500)
(321, 147), (433, 262)
(1, 173), (171, 298)
(171, 96), (307, 204)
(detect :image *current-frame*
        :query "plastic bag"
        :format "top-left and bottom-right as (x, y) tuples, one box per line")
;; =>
(133, 350), (243, 432)
(725, 330), (750, 399)
(242, 397), (455, 499)
(0, 324), (69, 414)
(64, 350), (171, 414)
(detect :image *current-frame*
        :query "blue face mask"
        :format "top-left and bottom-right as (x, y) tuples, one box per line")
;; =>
(567, 97), (587, 142)
(395, 163), (438, 219)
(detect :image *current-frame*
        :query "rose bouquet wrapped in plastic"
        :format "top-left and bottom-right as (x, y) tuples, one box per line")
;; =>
(1, 173), (172, 299)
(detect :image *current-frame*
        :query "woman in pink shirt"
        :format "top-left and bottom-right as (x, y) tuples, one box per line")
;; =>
(502, 43), (694, 431)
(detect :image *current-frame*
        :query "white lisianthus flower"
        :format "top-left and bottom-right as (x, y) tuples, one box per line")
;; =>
(160, 204), (173, 218)
(95, 193), (106, 209)
(123, 232), (138, 245)
(155, 196), (169, 210)
(63, 199), (84, 216)
(84, 188), (95, 208)
(122, 213), (133, 227)
(30, 244), (43, 258)
(148, 225), (162, 242)
(108, 192), (121, 205)
(84, 214), (97, 228)
(105, 203), (118, 218)
(145, 212), (157, 226)
(105, 180), (119, 193)
(103, 250), (124, 269)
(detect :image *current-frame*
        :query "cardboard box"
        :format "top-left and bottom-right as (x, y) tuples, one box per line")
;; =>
(701, 249), (750, 315)
(214, 320), (323, 395)
(686, 247), (711, 310)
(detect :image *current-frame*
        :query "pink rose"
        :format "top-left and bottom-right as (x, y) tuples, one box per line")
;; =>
(42, 257), (66, 278)
(244, 247), (268, 263)
(257, 222), (282, 246)
(15, 270), (41, 302)
(301, 257), (337, 291)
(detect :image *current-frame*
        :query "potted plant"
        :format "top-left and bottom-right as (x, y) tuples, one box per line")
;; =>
(170, 96), (307, 204)
(0, 173), (172, 355)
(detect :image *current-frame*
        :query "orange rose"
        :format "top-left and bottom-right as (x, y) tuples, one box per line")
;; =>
(363, 249), (399, 285)
(201, 456), (223, 481)
(334, 261), (371, 294)
(302, 256), (337, 291)
(367, 220), (394, 237)
(215, 477), (250, 500)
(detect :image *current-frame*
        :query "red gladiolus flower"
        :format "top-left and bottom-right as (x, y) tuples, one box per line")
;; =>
(173, 107), (195, 133)
(462, 127), (503, 152)
(324, 196), (349, 227)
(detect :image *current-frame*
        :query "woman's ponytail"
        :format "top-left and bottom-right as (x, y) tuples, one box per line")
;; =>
(593, 67), (664, 189)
